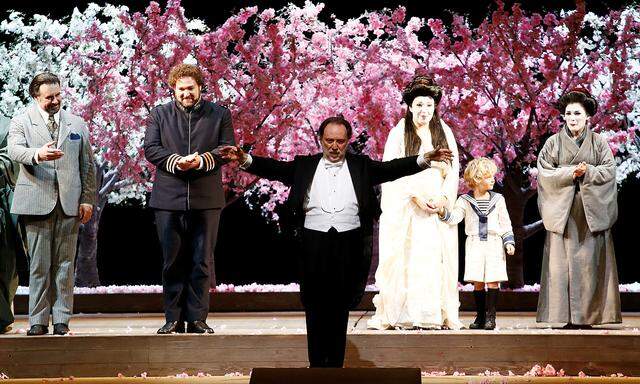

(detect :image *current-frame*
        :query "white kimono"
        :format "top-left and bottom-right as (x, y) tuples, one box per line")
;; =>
(368, 118), (462, 330)
(442, 192), (514, 283)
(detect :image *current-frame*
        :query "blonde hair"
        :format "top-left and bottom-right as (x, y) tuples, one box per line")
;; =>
(463, 157), (498, 189)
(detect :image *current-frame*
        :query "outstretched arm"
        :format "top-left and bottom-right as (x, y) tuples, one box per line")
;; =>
(220, 145), (295, 185)
(370, 147), (453, 185)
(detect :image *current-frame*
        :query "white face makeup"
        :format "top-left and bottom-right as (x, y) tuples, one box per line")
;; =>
(409, 96), (435, 128)
(564, 102), (589, 136)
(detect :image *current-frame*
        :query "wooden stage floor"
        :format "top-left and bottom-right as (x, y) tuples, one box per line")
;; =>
(2, 312), (640, 380)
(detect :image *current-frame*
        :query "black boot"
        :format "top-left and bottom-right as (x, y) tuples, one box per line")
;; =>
(485, 288), (498, 330)
(469, 290), (486, 329)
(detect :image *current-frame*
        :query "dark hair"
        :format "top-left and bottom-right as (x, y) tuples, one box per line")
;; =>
(29, 72), (60, 98)
(317, 115), (353, 139)
(402, 76), (448, 156)
(403, 109), (449, 156)
(168, 63), (204, 88)
(557, 89), (598, 116)
(402, 75), (442, 105)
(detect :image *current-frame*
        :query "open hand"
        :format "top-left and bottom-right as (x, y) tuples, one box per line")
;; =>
(220, 145), (247, 163)
(424, 146), (453, 164)
(37, 141), (64, 162)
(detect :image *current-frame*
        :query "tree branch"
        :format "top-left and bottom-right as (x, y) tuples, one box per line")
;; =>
(99, 167), (120, 197)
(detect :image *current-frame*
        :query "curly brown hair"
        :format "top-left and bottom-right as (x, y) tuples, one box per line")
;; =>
(168, 64), (204, 88)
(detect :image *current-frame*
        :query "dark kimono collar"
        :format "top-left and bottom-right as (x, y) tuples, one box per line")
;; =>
(563, 124), (588, 148)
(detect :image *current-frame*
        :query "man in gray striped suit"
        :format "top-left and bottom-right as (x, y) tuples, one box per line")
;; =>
(7, 72), (96, 336)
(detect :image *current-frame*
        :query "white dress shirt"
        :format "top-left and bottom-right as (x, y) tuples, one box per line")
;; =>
(303, 158), (360, 232)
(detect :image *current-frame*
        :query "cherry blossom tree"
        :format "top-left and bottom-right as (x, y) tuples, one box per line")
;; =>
(424, 0), (640, 286)
(1, 0), (638, 288)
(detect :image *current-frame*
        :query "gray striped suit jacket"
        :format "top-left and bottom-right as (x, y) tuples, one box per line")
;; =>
(7, 104), (96, 216)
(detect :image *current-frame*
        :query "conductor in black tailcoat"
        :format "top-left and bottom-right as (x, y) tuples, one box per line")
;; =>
(221, 115), (452, 367)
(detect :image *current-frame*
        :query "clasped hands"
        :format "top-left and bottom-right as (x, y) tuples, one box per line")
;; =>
(573, 161), (587, 180)
(411, 195), (447, 215)
(176, 152), (202, 171)
(411, 196), (516, 257)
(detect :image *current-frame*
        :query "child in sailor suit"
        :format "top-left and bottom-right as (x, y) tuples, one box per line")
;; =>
(436, 157), (514, 330)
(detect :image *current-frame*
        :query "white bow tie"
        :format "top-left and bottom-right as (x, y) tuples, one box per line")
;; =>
(324, 160), (344, 169)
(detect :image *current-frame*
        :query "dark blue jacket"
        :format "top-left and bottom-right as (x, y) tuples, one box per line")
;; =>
(144, 99), (235, 210)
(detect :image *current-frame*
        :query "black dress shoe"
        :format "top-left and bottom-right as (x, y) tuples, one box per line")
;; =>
(157, 321), (185, 334)
(186, 320), (214, 334)
(27, 324), (49, 336)
(53, 323), (70, 335)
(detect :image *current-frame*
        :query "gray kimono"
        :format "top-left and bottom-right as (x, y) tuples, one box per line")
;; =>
(536, 126), (621, 325)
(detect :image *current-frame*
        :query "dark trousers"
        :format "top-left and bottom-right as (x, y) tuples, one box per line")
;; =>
(301, 227), (365, 368)
(154, 209), (220, 322)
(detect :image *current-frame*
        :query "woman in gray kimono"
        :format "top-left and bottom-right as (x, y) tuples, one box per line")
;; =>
(536, 89), (621, 329)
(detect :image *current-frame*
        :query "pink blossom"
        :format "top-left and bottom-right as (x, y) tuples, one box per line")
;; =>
(542, 364), (557, 376)
(4, 1), (636, 286)
(259, 9), (275, 22)
(390, 7), (406, 24)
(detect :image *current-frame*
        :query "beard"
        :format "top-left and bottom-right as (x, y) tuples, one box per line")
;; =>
(177, 94), (201, 109)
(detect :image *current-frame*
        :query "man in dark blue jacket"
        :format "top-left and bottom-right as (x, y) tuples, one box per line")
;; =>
(144, 64), (235, 334)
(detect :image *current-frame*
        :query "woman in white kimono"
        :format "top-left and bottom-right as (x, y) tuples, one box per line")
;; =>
(368, 76), (462, 330)
(536, 89), (621, 328)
